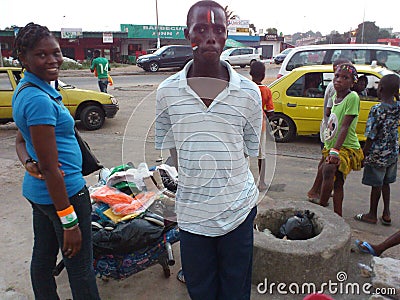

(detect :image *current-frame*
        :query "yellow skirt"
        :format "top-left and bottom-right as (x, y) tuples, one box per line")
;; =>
(322, 147), (364, 180)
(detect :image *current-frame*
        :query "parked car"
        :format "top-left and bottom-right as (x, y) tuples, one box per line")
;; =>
(0, 67), (119, 130)
(277, 43), (400, 78)
(220, 47), (261, 68)
(274, 48), (293, 65)
(136, 45), (193, 72)
(268, 64), (399, 142)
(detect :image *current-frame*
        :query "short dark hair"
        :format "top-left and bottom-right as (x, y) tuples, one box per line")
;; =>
(249, 61), (265, 79)
(186, 0), (227, 27)
(13, 22), (53, 66)
(380, 74), (400, 97)
(94, 49), (101, 56)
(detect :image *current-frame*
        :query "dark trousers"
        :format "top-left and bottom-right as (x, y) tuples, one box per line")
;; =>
(180, 206), (257, 300)
(98, 78), (108, 93)
(29, 186), (100, 300)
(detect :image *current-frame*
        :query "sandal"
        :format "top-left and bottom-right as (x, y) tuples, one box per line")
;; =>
(380, 216), (391, 226)
(308, 197), (329, 207)
(354, 214), (377, 224)
(355, 240), (378, 256)
(177, 269), (186, 284)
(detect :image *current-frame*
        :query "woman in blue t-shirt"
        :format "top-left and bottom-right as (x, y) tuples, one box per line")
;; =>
(12, 23), (100, 299)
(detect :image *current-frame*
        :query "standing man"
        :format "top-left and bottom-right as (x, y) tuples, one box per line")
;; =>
(155, 1), (262, 299)
(90, 49), (110, 93)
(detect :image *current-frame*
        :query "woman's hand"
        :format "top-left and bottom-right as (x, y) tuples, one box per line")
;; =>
(326, 154), (340, 166)
(63, 226), (82, 258)
(25, 161), (65, 180)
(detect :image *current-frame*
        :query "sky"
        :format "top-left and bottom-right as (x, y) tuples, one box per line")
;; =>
(1, 0), (398, 36)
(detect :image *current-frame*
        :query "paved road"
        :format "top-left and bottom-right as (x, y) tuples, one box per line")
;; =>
(0, 66), (398, 300)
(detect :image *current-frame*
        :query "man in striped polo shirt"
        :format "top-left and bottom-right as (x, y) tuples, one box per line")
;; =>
(155, 1), (262, 299)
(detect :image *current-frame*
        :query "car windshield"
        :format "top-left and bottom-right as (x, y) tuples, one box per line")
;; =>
(153, 46), (169, 56)
(57, 80), (75, 89)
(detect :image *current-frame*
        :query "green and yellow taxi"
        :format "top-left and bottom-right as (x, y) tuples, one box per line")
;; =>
(268, 64), (399, 142)
(0, 67), (119, 130)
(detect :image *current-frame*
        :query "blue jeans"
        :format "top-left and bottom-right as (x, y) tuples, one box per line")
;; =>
(98, 78), (108, 93)
(180, 206), (257, 300)
(29, 186), (100, 300)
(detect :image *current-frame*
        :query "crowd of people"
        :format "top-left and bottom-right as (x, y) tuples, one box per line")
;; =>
(10, 0), (399, 299)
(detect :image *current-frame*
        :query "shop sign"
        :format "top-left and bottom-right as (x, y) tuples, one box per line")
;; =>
(103, 32), (113, 43)
(61, 28), (82, 39)
(121, 24), (185, 39)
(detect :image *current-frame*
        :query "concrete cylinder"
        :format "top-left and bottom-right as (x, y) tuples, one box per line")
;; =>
(253, 199), (351, 289)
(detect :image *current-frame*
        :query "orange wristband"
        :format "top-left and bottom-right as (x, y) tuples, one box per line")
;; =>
(57, 205), (74, 218)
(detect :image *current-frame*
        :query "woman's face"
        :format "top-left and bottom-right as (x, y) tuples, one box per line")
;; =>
(20, 36), (63, 83)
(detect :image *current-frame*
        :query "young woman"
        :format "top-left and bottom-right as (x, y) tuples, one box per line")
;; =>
(318, 63), (363, 216)
(12, 23), (100, 299)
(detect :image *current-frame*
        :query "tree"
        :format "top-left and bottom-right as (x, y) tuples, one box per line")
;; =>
(356, 21), (379, 43)
(266, 28), (278, 35)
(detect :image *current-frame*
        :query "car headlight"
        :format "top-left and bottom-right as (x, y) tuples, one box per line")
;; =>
(138, 57), (149, 62)
(110, 96), (118, 104)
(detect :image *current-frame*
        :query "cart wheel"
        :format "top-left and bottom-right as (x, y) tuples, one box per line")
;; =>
(159, 256), (171, 278)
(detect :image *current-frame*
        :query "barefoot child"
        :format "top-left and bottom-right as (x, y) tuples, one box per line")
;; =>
(250, 61), (274, 191)
(318, 63), (363, 216)
(354, 74), (400, 225)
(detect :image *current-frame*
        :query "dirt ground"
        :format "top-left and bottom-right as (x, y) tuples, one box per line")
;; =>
(0, 65), (399, 300)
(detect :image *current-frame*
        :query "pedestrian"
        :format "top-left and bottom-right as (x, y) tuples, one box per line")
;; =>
(317, 63), (363, 216)
(355, 230), (400, 256)
(90, 49), (110, 93)
(12, 22), (100, 300)
(354, 74), (400, 225)
(155, 1), (262, 299)
(307, 58), (351, 204)
(249, 60), (274, 191)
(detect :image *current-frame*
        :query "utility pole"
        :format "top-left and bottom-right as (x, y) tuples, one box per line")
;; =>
(156, 0), (161, 49)
(0, 40), (3, 67)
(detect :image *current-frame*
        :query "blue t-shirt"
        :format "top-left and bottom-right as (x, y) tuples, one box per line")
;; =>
(12, 72), (85, 205)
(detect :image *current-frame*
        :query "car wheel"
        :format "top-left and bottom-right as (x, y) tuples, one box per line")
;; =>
(149, 62), (159, 72)
(250, 59), (257, 65)
(269, 114), (296, 143)
(80, 105), (105, 130)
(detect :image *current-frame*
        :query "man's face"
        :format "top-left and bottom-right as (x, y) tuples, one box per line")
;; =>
(185, 5), (227, 64)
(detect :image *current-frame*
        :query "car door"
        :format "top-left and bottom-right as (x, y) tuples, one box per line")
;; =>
(282, 71), (326, 135)
(229, 49), (241, 65)
(160, 47), (176, 67)
(0, 69), (18, 121)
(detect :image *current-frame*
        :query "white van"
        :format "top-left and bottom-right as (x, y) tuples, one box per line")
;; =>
(277, 44), (400, 78)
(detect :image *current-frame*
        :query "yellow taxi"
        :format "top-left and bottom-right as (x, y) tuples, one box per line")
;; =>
(0, 67), (119, 130)
(268, 64), (398, 142)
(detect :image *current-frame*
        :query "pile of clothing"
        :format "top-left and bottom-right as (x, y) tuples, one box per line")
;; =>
(88, 162), (179, 279)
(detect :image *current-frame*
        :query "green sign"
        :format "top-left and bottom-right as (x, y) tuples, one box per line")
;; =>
(121, 24), (186, 40)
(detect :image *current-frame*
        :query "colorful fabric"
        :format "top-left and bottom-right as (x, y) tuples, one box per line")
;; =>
(324, 91), (360, 150)
(322, 147), (364, 179)
(336, 64), (358, 83)
(364, 102), (400, 167)
(93, 226), (179, 279)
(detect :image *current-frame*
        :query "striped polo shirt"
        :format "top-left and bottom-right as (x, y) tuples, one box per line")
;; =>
(155, 60), (262, 237)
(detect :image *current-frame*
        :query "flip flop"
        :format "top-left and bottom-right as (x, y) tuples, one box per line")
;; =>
(380, 216), (392, 226)
(307, 197), (329, 207)
(355, 240), (378, 256)
(177, 269), (186, 284)
(354, 214), (377, 224)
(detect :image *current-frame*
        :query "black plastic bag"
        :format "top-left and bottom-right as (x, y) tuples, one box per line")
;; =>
(278, 210), (315, 240)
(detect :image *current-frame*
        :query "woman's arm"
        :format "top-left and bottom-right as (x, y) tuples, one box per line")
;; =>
(16, 130), (42, 179)
(334, 115), (356, 150)
(30, 125), (81, 258)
